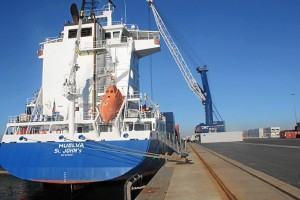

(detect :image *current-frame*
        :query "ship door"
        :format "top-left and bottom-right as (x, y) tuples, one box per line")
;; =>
(77, 126), (83, 133)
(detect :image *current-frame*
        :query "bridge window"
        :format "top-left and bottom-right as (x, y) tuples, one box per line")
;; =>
(105, 32), (111, 39)
(125, 122), (133, 131)
(113, 31), (120, 39)
(68, 28), (92, 38)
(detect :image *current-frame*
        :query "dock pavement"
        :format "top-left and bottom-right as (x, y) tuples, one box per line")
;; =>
(136, 143), (300, 200)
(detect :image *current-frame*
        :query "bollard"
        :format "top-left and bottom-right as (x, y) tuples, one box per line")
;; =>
(124, 174), (143, 200)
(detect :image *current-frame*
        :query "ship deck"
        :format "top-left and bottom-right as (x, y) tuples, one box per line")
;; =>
(137, 139), (300, 200)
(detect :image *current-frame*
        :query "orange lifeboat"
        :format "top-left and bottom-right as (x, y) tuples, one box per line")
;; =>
(99, 85), (124, 124)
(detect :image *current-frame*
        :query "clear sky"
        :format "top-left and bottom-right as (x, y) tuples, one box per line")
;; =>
(0, 0), (299, 137)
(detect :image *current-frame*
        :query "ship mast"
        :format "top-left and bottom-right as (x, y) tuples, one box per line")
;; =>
(64, 0), (86, 135)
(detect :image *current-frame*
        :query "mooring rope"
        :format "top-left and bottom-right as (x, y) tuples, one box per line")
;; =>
(64, 137), (184, 161)
(17, 135), (184, 161)
(64, 137), (162, 158)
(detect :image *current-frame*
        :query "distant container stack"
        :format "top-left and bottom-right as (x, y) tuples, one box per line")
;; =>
(243, 127), (280, 138)
(279, 130), (300, 139)
(296, 122), (300, 131)
(278, 122), (300, 139)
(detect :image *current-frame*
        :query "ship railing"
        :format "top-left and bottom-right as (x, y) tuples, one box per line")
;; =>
(97, 85), (114, 95)
(157, 131), (181, 153)
(42, 37), (63, 44)
(106, 37), (130, 45)
(26, 97), (36, 105)
(140, 111), (155, 119)
(84, 4), (122, 24)
(127, 91), (141, 100)
(8, 116), (20, 123)
(79, 40), (107, 51)
(63, 85), (82, 96)
(95, 20), (123, 27)
(159, 131), (170, 143)
(6, 120), (97, 135)
(124, 109), (140, 118)
(17, 108), (96, 123)
(128, 30), (160, 41)
(7, 113), (67, 124)
(124, 24), (139, 31)
(75, 111), (97, 121)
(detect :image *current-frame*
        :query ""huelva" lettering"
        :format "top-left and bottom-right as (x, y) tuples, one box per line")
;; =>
(58, 143), (84, 148)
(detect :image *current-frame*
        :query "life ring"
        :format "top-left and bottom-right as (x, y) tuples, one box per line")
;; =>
(37, 50), (43, 57)
(154, 38), (160, 45)
(56, 129), (62, 133)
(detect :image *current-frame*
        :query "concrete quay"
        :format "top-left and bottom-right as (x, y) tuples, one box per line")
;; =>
(136, 143), (300, 200)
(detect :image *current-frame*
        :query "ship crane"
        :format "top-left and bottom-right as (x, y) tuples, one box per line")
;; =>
(64, 1), (86, 135)
(147, 0), (225, 133)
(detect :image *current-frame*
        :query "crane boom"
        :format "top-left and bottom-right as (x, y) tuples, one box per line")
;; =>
(147, 0), (206, 103)
(69, 1), (85, 85)
(64, 1), (86, 135)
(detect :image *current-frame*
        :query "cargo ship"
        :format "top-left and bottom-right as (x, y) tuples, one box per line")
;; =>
(0, 0), (180, 184)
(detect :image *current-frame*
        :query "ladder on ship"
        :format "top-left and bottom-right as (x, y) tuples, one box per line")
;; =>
(96, 48), (116, 100)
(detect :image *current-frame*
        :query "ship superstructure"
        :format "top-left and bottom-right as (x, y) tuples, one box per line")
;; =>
(0, 1), (181, 184)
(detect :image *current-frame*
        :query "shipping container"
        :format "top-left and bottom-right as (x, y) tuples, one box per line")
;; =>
(279, 130), (300, 139)
(263, 127), (280, 138)
(199, 131), (243, 143)
(245, 127), (280, 138)
(247, 128), (264, 138)
(162, 112), (175, 134)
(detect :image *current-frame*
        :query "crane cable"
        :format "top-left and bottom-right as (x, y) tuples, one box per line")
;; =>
(213, 102), (224, 121)
(154, 4), (205, 69)
(148, 6), (154, 98)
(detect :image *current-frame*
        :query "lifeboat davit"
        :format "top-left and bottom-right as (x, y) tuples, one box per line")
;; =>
(99, 85), (124, 124)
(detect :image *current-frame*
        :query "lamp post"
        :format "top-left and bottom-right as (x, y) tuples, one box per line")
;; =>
(291, 94), (298, 125)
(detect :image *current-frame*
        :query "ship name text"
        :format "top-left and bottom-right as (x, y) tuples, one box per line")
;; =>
(54, 143), (84, 156)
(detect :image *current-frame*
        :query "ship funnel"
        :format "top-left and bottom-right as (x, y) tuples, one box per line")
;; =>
(70, 3), (79, 24)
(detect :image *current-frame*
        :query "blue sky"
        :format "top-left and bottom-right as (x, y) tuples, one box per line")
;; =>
(0, 0), (299, 137)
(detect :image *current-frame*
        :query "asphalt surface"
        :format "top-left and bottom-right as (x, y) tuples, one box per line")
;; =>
(196, 138), (300, 189)
(137, 142), (300, 200)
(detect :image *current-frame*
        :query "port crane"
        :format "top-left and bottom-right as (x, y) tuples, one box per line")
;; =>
(146, 0), (206, 103)
(147, 0), (225, 133)
(195, 66), (225, 133)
